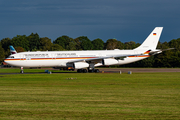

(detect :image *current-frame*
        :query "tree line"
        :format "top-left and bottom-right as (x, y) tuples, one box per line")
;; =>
(0, 33), (180, 67)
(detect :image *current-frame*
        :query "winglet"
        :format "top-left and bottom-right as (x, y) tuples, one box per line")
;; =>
(10, 46), (17, 54)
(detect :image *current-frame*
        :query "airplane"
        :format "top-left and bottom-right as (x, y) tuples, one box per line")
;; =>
(4, 27), (165, 73)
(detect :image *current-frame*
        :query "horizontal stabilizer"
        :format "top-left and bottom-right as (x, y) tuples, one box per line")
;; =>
(149, 48), (175, 55)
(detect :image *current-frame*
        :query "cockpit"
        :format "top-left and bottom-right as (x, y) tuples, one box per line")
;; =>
(8, 56), (14, 58)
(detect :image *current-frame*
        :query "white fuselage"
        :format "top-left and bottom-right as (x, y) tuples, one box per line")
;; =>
(4, 49), (149, 68)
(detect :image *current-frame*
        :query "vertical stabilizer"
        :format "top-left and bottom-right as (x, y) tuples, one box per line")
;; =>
(10, 46), (17, 54)
(134, 27), (163, 51)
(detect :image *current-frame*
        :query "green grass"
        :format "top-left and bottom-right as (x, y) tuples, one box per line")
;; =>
(0, 68), (45, 73)
(0, 68), (75, 73)
(0, 69), (180, 119)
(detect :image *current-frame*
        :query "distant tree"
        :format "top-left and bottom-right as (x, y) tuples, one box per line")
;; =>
(53, 35), (76, 50)
(169, 38), (180, 51)
(0, 43), (5, 62)
(154, 50), (172, 67)
(28, 33), (40, 51)
(167, 50), (180, 67)
(1, 38), (11, 51)
(157, 41), (169, 50)
(1, 32), (180, 68)
(105, 39), (118, 50)
(92, 38), (104, 50)
(74, 37), (82, 50)
(51, 44), (64, 51)
(141, 56), (155, 67)
(152, 39), (180, 67)
(15, 46), (25, 52)
(11, 35), (29, 51)
(116, 41), (124, 50)
(74, 36), (93, 50)
(0, 38), (11, 57)
(39, 37), (52, 51)
(54, 35), (68, 49)
(124, 41), (137, 49)
(66, 39), (77, 50)
(168, 38), (180, 67)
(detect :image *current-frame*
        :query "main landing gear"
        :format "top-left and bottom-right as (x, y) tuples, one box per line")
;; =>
(77, 69), (100, 73)
(77, 69), (87, 73)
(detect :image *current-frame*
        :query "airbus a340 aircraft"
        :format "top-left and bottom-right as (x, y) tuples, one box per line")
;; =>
(5, 27), (165, 73)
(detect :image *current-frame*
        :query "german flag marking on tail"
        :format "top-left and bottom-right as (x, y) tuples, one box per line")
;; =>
(143, 50), (151, 54)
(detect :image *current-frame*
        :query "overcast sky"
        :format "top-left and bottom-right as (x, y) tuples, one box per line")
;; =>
(0, 0), (180, 43)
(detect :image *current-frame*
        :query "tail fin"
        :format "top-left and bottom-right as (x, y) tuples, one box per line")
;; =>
(134, 27), (163, 51)
(10, 46), (17, 54)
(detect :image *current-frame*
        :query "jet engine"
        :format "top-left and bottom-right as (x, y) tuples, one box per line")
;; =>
(102, 58), (119, 66)
(73, 62), (89, 69)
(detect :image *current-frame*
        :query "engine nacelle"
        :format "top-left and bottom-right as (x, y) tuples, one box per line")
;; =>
(102, 58), (119, 65)
(58, 62), (89, 69)
(73, 62), (89, 69)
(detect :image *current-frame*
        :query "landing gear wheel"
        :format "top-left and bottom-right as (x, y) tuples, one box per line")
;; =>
(94, 69), (100, 73)
(77, 69), (88, 73)
(77, 69), (82, 73)
(83, 69), (87, 73)
(88, 69), (94, 73)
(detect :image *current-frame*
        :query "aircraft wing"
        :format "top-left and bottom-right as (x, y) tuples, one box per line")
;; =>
(67, 48), (175, 64)
(67, 53), (143, 64)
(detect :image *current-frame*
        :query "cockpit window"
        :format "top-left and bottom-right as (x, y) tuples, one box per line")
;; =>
(8, 56), (14, 58)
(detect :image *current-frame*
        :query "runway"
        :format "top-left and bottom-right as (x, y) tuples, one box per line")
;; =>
(0, 68), (180, 75)
(98, 68), (180, 73)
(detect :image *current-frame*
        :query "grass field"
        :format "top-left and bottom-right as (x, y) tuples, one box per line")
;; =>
(0, 68), (180, 119)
